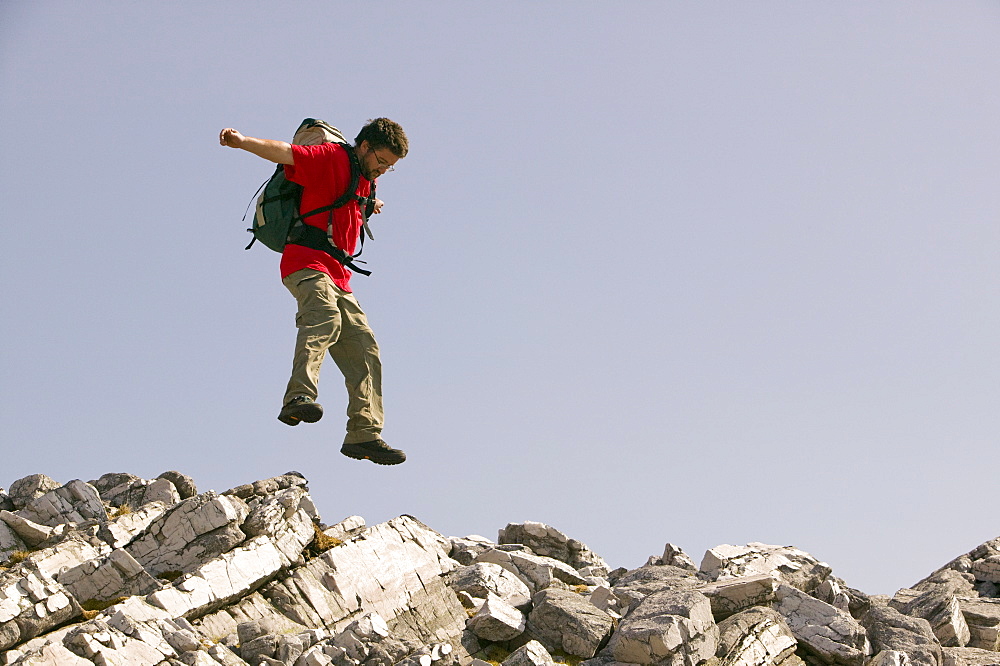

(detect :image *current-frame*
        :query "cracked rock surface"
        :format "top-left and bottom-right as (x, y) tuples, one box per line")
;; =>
(7, 473), (1000, 666)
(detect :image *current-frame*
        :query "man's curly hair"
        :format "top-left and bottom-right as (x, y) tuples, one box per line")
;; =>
(355, 118), (409, 158)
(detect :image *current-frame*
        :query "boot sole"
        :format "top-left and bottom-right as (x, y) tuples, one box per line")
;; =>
(278, 403), (323, 426)
(340, 444), (406, 466)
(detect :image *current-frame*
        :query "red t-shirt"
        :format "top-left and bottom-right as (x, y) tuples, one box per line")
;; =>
(280, 143), (372, 292)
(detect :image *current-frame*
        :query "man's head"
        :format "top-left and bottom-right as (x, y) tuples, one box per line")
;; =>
(355, 118), (408, 180)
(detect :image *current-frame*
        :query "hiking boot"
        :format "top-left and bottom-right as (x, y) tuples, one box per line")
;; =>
(341, 439), (406, 465)
(278, 396), (323, 426)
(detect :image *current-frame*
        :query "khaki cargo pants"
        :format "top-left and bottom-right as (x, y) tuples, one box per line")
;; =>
(282, 268), (383, 444)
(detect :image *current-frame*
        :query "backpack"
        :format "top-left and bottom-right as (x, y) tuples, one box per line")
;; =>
(244, 118), (376, 276)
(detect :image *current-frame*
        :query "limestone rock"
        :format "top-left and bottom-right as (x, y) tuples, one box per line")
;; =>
(15, 480), (107, 528)
(606, 588), (718, 666)
(90, 472), (179, 509)
(223, 472), (307, 500)
(476, 547), (588, 593)
(503, 640), (556, 666)
(192, 591), (308, 645)
(661, 544), (698, 572)
(446, 562), (532, 609)
(58, 547), (161, 603)
(0, 519), (27, 564)
(240, 486), (315, 564)
(6, 475), (61, 511)
(972, 558), (1000, 586)
(144, 534), (290, 618)
(14, 468), (964, 666)
(240, 632), (278, 663)
(871, 651), (914, 666)
(0, 512), (54, 549)
(527, 587), (614, 658)
(18, 534), (110, 582)
(716, 606), (799, 666)
(958, 598), (1000, 651)
(99, 500), (170, 549)
(915, 538), (1000, 597)
(144, 477), (182, 506)
(0, 561), (82, 651)
(467, 593), (526, 641)
(125, 491), (250, 577)
(941, 647), (1000, 666)
(3, 641), (94, 664)
(914, 569), (977, 598)
(701, 543), (832, 595)
(892, 586), (971, 647)
(92, 473), (181, 510)
(259, 514), (468, 651)
(499, 522), (610, 578)
(773, 584), (870, 666)
(859, 603), (942, 666)
(700, 574), (779, 621)
(158, 471), (198, 500)
(611, 564), (703, 615)
(588, 585), (625, 619)
(11, 533), (160, 610)
(324, 515), (367, 542)
(450, 535), (495, 566)
(58, 615), (189, 665)
(390, 641), (455, 666)
(814, 578), (852, 612)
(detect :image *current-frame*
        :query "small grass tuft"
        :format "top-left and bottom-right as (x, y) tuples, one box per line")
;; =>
(111, 504), (133, 518)
(305, 522), (343, 559)
(7, 550), (31, 565)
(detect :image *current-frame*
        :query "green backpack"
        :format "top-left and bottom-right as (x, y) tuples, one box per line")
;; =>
(244, 118), (376, 276)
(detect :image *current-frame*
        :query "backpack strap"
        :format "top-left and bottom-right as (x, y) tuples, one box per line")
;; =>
(357, 178), (376, 258)
(284, 143), (375, 275)
(287, 222), (373, 276)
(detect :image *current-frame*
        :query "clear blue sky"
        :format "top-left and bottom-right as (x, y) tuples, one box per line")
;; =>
(2, 1), (999, 596)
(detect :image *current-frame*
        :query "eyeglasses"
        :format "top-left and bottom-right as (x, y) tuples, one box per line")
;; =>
(369, 145), (395, 173)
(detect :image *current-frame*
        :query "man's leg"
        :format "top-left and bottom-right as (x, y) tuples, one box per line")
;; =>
(281, 269), (341, 423)
(329, 293), (405, 465)
(327, 292), (383, 443)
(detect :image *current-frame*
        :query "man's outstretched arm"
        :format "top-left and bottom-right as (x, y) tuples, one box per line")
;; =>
(219, 128), (294, 165)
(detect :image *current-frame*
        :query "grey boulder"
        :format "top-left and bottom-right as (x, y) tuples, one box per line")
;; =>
(606, 589), (718, 666)
(859, 603), (943, 666)
(446, 562), (532, 609)
(716, 606), (800, 666)
(6, 475), (61, 511)
(467, 594), (526, 641)
(503, 640), (556, 666)
(527, 587), (614, 658)
(773, 584), (870, 666)
(498, 522), (610, 578)
(701, 543), (832, 595)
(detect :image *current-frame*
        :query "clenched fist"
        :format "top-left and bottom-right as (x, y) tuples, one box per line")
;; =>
(219, 128), (245, 148)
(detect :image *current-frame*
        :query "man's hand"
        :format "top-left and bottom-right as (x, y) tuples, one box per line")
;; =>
(219, 128), (245, 148)
(372, 197), (384, 214)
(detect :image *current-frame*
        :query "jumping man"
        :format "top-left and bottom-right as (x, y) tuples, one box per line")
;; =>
(219, 118), (409, 465)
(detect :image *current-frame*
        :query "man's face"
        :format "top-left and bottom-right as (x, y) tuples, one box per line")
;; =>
(361, 141), (400, 180)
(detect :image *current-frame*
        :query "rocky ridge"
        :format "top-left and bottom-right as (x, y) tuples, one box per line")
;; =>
(1, 471), (998, 666)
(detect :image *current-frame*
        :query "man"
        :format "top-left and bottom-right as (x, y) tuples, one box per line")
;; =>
(219, 118), (408, 466)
